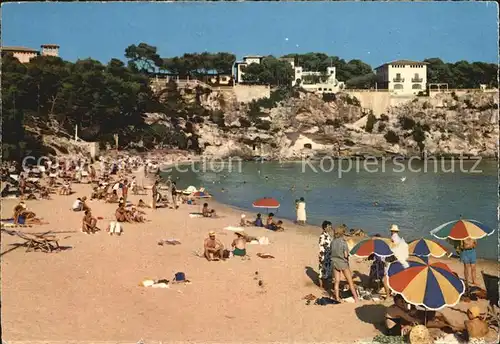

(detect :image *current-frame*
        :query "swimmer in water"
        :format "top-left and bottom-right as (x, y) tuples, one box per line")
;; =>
(373, 202), (379, 206)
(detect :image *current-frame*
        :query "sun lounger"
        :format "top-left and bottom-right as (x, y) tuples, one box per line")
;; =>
(12, 231), (61, 253)
(482, 271), (499, 328)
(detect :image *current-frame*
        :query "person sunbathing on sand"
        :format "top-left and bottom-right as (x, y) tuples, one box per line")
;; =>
(231, 232), (247, 257)
(202, 203), (216, 217)
(82, 210), (98, 234)
(137, 199), (151, 208)
(130, 206), (146, 222)
(115, 203), (131, 222)
(39, 187), (51, 199)
(58, 182), (72, 195)
(204, 231), (224, 261)
(106, 190), (119, 203)
(386, 294), (458, 337)
(13, 202), (42, 225)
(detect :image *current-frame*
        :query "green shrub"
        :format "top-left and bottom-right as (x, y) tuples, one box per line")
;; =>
(384, 130), (399, 144)
(365, 113), (377, 133)
(464, 98), (474, 109)
(380, 114), (389, 121)
(322, 93), (336, 102)
(345, 95), (361, 106)
(412, 124), (426, 144)
(239, 118), (251, 128)
(451, 91), (458, 101)
(255, 121), (271, 130)
(399, 116), (416, 130)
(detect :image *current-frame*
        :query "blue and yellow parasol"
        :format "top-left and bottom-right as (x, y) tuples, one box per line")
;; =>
(408, 238), (451, 258)
(387, 256), (465, 310)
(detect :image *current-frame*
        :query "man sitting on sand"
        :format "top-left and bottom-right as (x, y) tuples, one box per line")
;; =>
(82, 210), (98, 234)
(231, 232), (247, 257)
(204, 231), (224, 261)
(58, 181), (72, 195)
(454, 306), (489, 340)
(72, 197), (84, 211)
(386, 295), (458, 336)
(202, 203), (216, 217)
(115, 203), (131, 222)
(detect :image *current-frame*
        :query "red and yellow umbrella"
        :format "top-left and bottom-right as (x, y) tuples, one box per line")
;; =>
(349, 237), (394, 258)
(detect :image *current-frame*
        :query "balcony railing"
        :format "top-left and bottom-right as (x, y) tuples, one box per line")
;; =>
(393, 77), (405, 82)
(412, 78), (423, 82)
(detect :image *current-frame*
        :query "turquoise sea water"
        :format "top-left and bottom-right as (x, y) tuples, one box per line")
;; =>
(165, 159), (498, 260)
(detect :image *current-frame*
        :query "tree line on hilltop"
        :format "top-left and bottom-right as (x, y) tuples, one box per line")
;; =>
(1, 42), (497, 160)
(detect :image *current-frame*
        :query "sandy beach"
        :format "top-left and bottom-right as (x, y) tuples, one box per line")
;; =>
(1, 174), (498, 343)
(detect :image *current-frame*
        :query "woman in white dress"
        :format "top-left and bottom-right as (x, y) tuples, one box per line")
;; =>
(296, 197), (307, 225)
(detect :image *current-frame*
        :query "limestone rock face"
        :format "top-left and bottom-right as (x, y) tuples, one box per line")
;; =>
(150, 86), (500, 159)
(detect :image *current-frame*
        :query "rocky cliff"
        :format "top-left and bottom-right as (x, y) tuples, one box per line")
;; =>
(189, 88), (498, 159)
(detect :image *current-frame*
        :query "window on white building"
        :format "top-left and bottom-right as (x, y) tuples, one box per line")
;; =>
(394, 84), (404, 90)
(412, 84), (422, 89)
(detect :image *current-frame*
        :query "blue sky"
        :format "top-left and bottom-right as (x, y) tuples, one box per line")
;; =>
(2, 1), (498, 68)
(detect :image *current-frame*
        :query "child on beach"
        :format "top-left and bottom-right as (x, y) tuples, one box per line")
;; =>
(202, 203), (216, 217)
(254, 213), (264, 227)
(265, 213), (278, 231)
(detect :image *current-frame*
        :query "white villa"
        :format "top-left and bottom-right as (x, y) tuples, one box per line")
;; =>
(374, 59), (428, 95)
(233, 55), (345, 93)
(233, 55), (265, 83)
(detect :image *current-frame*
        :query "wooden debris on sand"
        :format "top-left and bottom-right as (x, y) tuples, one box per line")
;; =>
(11, 231), (62, 253)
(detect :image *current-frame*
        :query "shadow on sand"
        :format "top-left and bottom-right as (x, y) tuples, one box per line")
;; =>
(305, 266), (320, 287)
(355, 304), (387, 333)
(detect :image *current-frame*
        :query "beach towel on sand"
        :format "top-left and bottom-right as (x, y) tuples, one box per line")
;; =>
(189, 213), (203, 218)
(224, 226), (244, 232)
(108, 221), (122, 234)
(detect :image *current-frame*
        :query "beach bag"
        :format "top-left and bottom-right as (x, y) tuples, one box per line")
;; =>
(174, 272), (186, 282)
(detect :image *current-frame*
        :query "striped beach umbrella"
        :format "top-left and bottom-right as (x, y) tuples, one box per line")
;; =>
(349, 237), (394, 258)
(430, 219), (495, 240)
(387, 256), (465, 311)
(408, 238), (451, 258)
